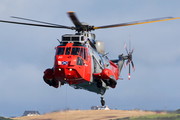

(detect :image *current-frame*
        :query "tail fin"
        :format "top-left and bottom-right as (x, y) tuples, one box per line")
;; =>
(111, 54), (128, 77)
(117, 54), (128, 77)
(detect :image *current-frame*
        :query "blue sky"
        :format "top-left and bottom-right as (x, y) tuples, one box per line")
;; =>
(0, 0), (180, 117)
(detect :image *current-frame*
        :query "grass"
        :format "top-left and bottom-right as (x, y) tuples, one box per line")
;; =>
(112, 113), (180, 120)
(0, 116), (13, 120)
(131, 114), (180, 120)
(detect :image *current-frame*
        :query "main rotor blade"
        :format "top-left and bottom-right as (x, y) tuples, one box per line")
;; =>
(67, 11), (82, 28)
(0, 19), (74, 29)
(11, 16), (72, 29)
(94, 17), (180, 29)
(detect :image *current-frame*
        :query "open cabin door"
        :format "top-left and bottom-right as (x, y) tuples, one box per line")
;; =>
(83, 48), (91, 81)
(78, 47), (91, 81)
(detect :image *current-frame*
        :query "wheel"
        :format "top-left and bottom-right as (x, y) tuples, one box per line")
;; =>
(101, 99), (105, 106)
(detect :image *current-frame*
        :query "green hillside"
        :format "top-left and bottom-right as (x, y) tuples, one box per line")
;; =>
(112, 113), (180, 120)
(0, 116), (13, 120)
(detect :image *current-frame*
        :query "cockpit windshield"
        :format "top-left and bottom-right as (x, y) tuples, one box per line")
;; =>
(57, 47), (65, 55)
(65, 47), (71, 55)
(56, 46), (86, 58)
(71, 48), (80, 55)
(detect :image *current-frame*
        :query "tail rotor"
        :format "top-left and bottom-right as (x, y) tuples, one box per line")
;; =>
(124, 39), (135, 80)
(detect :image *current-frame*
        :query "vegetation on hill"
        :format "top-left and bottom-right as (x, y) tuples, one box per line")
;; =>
(112, 113), (180, 120)
(0, 116), (13, 120)
(111, 109), (180, 120)
(130, 114), (180, 120)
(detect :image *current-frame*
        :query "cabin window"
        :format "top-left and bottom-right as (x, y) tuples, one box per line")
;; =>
(65, 47), (71, 55)
(77, 57), (83, 66)
(71, 47), (80, 55)
(84, 48), (87, 60)
(57, 47), (65, 55)
(87, 49), (90, 55)
(80, 48), (84, 58)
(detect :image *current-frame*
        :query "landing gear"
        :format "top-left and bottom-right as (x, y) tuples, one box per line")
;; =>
(101, 95), (105, 106)
(95, 79), (103, 88)
(97, 80), (102, 88)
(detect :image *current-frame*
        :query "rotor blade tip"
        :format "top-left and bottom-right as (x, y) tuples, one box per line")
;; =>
(67, 11), (75, 14)
(128, 74), (131, 80)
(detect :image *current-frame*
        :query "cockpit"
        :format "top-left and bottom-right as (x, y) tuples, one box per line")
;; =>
(56, 44), (88, 66)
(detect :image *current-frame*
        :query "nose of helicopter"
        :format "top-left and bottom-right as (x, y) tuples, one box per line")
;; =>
(54, 65), (82, 84)
(54, 56), (82, 84)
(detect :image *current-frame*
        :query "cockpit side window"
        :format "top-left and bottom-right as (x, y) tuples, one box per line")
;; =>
(57, 47), (65, 55)
(65, 47), (71, 55)
(77, 57), (83, 66)
(71, 47), (80, 55)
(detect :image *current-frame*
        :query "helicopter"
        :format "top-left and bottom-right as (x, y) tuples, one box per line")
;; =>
(0, 12), (179, 106)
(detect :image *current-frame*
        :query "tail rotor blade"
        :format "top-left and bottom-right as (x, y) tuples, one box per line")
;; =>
(128, 73), (131, 80)
(125, 62), (127, 68)
(129, 35), (131, 52)
(131, 61), (135, 71)
(128, 64), (131, 80)
(124, 43), (128, 54)
(125, 60), (129, 68)
(131, 47), (134, 54)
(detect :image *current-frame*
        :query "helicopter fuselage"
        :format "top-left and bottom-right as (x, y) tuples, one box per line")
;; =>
(43, 33), (121, 95)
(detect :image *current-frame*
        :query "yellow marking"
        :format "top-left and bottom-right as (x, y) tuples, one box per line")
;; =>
(93, 27), (99, 29)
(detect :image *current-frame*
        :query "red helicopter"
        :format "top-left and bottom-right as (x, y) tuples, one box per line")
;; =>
(0, 12), (179, 106)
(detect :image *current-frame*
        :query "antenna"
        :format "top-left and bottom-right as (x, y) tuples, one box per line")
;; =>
(57, 39), (61, 44)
